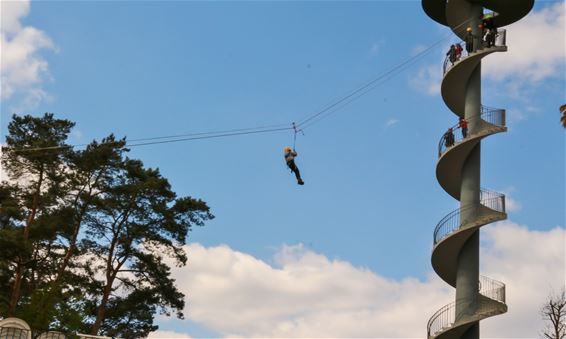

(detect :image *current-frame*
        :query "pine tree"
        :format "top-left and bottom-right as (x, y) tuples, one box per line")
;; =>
(84, 158), (213, 337)
(1, 113), (75, 317)
(560, 104), (566, 128)
(1, 113), (213, 337)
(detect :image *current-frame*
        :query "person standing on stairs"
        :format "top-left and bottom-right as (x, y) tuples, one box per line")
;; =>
(465, 27), (474, 54)
(459, 117), (468, 138)
(444, 128), (455, 147)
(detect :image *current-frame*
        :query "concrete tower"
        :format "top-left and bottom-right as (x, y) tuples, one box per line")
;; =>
(421, 1), (534, 338)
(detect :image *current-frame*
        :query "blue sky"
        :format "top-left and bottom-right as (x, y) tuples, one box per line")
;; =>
(1, 1), (564, 338)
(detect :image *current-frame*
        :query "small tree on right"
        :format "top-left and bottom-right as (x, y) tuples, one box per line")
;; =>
(541, 290), (566, 339)
(560, 104), (566, 128)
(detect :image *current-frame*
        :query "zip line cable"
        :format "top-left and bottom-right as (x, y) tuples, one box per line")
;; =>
(299, 35), (447, 131)
(125, 126), (293, 148)
(294, 17), (475, 131)
(124, 123), (291, 143)
(6, 125), (294, 153)
(5, 17), (474, 154)
(297, 39), (443, 131)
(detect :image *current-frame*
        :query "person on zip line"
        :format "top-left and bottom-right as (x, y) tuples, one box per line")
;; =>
(284, 146), (304, 185)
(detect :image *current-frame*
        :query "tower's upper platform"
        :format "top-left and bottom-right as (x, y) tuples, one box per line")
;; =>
(422, 0), (534, 37)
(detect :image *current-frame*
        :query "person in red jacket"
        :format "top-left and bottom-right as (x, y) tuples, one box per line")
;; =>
(459, 117), (468, 138)
(455, 43), (463, 60)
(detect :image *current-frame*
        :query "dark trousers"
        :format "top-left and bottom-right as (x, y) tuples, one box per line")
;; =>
(287, 160), (302, 181)
(445, 135), (454, 147)
(487, 30), (496, 47)
(462, 127), (468, 138)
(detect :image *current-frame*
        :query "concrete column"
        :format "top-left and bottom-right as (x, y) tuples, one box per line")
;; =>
(455, 229), (479, 334)
(455, 3), (483, 338)
(462, 320), (480, 339)
(465, 63), (482, 134)
(455, 142), (480, 322)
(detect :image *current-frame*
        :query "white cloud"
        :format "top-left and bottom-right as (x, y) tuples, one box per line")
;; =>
(505, 196), (522, 213)
(71, 128), (83, 140)
(483, 2), (565, 83)
(385, 118), (399, 128)
(506, 108), (527, 125)
(500, 187), (523, 213)
(410, 63), (442, 96)
(147, 330), (192, 338)
(1, 0), (55, 109)
(0, 0), (29, 34)
(370, 41), (384, 57)
(161, 222), (564, 338)
(482, 222), (565, 337)
(174, 243), (450, 337)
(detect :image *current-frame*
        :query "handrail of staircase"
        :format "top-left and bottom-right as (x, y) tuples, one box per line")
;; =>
(427, 275), (506, 338)
(479, 275), (506, 304)
(427, 299), (456, 338)
(438, 105), (506, 157)
(443, 29), (507, 74)
(433, 189), (505, 245)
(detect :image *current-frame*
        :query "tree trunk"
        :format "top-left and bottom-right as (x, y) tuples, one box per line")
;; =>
(54, 201), (88, 283)
(54, 170), (102, 283)
(90, 279), (114, 335)
(8, 167), (43, 316)
(90, 219), (125, 335)
(90, 258), (127, 335)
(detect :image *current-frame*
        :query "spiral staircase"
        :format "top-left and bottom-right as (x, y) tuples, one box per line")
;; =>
(421, 1), (534, 338)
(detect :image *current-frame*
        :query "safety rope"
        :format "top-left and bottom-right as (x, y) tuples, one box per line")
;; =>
(291, 122), (303, 150)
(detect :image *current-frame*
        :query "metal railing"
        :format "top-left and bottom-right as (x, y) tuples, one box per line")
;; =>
(480, 105), (506, 126)
(0, 326), (120, 339)
(438, 105), (506, 157)
(479, 189), (506, 212)
(479, 275), (506, 304)
(0, 327), (30, 339)
(427, 276), (506, 338)
(37, 333), (66, 339)
(427, 300), (456, 338)
(0, 328), (68, 339)
(433, 189), (505, 245)
(77, 334), (123, 339)
(443, 29), (507, 74)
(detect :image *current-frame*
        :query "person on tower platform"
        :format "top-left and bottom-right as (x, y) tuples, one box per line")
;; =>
(444, 128), (455, 147)
(459, 117), (468, 138)
(447, 44), (457, 65)
(455, 43), (463, 61)
(481, 14), (497, 48)
(465, 27), (474, 53)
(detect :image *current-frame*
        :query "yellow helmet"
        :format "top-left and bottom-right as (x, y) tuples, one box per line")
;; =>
(284, 146), (292, 153)
(466, 27), (472, 32)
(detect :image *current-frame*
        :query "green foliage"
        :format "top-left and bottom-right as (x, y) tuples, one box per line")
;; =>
(0, 113), (213, 338)
(561, 103), (566, 128)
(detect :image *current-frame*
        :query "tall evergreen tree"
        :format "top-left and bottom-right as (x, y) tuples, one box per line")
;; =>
(83, 158), (213, 337)
(560, 103), (566, 128)
(23, 135), (129, 330)
(1, 113), (75, 317)
(0, 113), (213, 337)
